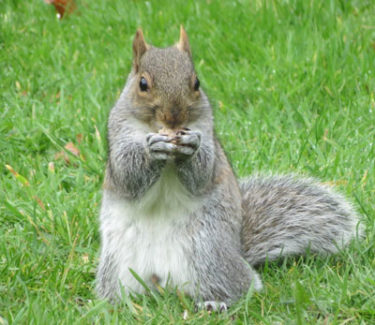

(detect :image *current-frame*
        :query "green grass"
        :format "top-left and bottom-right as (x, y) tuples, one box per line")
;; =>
(1, 0), (374, 323)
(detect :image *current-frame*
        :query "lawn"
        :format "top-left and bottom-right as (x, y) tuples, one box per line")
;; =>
(1, 0), (374, 323)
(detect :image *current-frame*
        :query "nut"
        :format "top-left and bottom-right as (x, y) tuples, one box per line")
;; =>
(158, 127), (177, 137)
(158, 127), (190, 144)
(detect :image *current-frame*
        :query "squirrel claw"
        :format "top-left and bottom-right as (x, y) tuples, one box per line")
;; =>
(176, 130), (201, 148)
(196, 301), (228, 313)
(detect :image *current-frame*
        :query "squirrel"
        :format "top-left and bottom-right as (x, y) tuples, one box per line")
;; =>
(96, 27), (362, 311)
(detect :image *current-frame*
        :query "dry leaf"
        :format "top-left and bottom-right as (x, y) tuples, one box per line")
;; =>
(54, 151), (70, 164)
(82, 254), (89, 264)
(5, 164), (30, 186)
(48, 162), (55, 173)
(54, 142), (81, 164)
(76, 133), (83, 144)
(33, 196), (46, 211)
(94, 125), (101, 142)
(322, 180), (348, 187)
(45, 0), (76, 19)
(132, 302), (143, 312)
(65, 142), (80, 156)
(5, 164), (18, 177)
(361, 170), (368, 187)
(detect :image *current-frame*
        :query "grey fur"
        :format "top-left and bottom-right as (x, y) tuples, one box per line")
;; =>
(240, 174), (363, 266)
(96, 31), (362, 308)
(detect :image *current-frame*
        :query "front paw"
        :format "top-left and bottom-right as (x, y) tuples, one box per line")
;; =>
(146, 133), (176, 161)
(146, 130), (201, 160)
(173, 130), (201, 158)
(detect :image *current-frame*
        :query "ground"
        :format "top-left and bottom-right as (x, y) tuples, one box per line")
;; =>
(1, 0), (374, 323)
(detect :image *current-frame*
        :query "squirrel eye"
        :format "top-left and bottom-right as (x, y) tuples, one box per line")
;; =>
(194, 77), (200, 91)
(139, 77), (148, 92)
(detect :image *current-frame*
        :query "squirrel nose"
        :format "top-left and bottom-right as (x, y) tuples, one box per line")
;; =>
(171, 107), (180, 119)
(163, 107), (183, 129)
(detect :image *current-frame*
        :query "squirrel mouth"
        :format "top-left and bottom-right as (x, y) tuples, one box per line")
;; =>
(156, 107), (189, 130)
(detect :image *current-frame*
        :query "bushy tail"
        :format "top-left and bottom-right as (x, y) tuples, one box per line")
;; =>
(240, 175), (362, 266)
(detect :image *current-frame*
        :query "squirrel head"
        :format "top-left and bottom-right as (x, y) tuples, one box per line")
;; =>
(128, 27), (203, 130)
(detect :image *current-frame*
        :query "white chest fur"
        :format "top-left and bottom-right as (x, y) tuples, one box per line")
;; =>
(100, 165), (201, 296)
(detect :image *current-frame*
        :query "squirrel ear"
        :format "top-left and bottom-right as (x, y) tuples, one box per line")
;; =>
(133, 28), (149, 72)
(176, 25), (191, 56)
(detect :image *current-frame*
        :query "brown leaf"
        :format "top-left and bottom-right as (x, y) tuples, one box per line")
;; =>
(65, 142), (80, 156)
(76, 134), (83, 144)
(33, 196), (46, 211)
(54, 151), (70, 164)
(5, 164), (18, 177)
(54, 142), (82, 165)
(46, 0), (76, 19)
(5, 164), (30, 186)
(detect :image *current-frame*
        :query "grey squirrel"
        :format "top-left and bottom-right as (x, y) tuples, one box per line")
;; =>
(96, 27), (362, 311)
